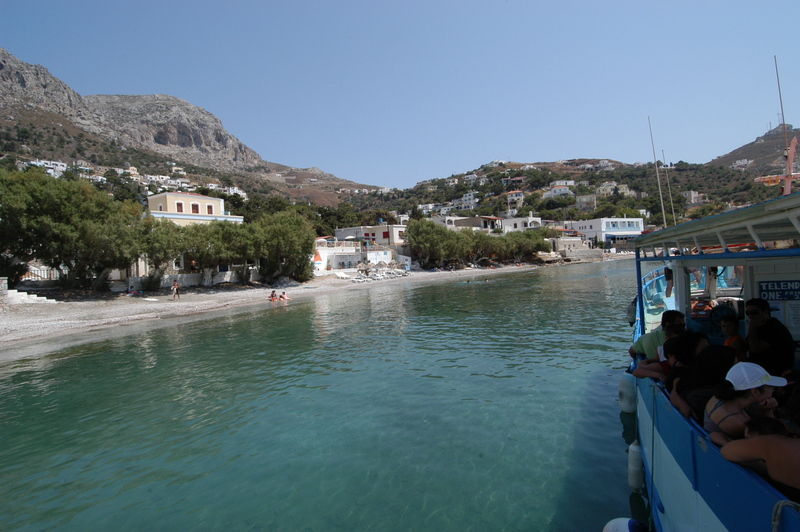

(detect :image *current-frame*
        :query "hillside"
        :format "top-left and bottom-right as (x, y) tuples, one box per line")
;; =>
(709, 124), (799, 174)
(0, 48), (371, 206)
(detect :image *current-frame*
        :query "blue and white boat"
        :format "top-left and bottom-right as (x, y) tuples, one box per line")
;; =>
(615, 192), (800, 531)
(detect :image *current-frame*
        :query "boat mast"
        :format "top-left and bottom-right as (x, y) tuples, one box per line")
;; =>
(775, 55), (794, 195)
(662, 149), (677, 224)
(648, 117), (669, 227)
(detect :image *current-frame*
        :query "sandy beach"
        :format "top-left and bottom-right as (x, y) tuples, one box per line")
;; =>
(0, 258), (630, 362)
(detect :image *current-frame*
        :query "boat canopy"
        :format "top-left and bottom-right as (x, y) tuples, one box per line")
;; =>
(633, 191), (800, 255)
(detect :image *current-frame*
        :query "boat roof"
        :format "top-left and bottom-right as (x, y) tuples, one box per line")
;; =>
(633, 191), (800, 251)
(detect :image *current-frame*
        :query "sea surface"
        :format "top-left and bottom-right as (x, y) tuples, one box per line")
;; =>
(0, 260), (636, 531)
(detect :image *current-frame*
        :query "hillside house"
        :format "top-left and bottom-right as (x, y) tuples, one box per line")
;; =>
(576, 194), (597, 211)
(542, 186), (574, 199)
(147, 192), (244, 226)
(501, 213), (542, 234)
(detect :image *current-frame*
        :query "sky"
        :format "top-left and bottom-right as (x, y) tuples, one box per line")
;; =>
(4, 0), (800, 188)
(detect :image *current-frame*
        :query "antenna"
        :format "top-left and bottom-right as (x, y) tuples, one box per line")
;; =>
(648, 117), (669, 227)
(662, 149), (677, 224)
(775, 56), (789, 149)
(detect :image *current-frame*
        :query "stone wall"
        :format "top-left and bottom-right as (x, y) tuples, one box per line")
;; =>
(0, 277), (7, 310)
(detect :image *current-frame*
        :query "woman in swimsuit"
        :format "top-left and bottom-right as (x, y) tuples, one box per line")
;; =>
(704, 362), (787, 446)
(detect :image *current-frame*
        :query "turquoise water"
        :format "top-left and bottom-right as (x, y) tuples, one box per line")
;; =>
(0, 260), (635, 531)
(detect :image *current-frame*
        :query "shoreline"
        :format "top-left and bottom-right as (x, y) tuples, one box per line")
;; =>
(0, 257), (632, 363)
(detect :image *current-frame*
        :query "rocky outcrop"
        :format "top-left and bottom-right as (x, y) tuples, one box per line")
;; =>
(0, 48), (263, 171)
(83, 94), (263, 169)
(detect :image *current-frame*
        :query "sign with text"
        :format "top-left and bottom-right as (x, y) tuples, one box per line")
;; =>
(759, 280), (800, 301)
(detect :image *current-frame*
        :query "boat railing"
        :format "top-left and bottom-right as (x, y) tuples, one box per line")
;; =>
(637, 377), (800, 531)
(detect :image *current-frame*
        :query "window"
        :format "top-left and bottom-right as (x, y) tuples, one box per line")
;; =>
(158, 205), (164, 211)
(176, 202), (184, 213)
(383, 231), (390, 239)
(207, 205), (214, 215)
(192, 203), (199, 214)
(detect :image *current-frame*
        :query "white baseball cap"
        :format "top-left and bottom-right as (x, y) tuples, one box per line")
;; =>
(726, 362), (787, 390)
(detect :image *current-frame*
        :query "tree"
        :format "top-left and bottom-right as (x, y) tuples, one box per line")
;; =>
(139, 217), (184, 289)
(256, 212), (315, 282)
(0, 168), (143, 288)
(406, 219), (450, 268)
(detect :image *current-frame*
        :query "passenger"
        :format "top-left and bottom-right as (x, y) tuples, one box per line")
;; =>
(721, 417), (800, 499)
(673, 345), (736, 420)
(745, 298), (795, 376)
(633, 333), (696, 384)
(720, 315), (747, 362)
(628, 310), (685, 361)
(704, 362), (787, 446)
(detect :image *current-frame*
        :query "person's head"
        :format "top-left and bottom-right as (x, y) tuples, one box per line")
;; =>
(745, 416), (788, 438)
(745, 298), (772, 326)
(719, 315), (740, 337)
(693, 345), (736, 385)
(663, 331), (707, 367)
(716, 362), (787, 402)
(661, 310), (686, 337)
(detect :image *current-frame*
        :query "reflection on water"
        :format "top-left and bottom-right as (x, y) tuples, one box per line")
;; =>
(0, 261), (637, 531)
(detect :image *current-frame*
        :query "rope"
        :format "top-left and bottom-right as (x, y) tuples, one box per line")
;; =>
(772, 500), (800, 532)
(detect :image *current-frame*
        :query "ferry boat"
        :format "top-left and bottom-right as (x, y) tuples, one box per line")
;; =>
(612, 192), (800, 531)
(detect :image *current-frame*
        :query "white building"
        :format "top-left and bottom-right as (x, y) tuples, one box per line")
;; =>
(542, 186), (575, 199)
(312, 239), (363, 274)
(29, 159), (68, 177)
(549, 180), (575, 188)
(501, 213), (543, 234)
(565, 217), (644, 245)
(334, 225), (407, 247)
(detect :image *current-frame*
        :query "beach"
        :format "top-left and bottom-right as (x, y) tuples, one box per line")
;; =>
(0, 258), (631, 362)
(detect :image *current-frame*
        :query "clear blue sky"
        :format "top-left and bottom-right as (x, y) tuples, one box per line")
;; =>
(4, 0), (799, 188)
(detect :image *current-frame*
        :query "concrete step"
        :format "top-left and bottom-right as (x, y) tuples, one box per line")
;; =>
(6, 289), (58, 304)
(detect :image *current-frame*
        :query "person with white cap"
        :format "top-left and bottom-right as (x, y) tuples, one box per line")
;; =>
(703, 362), (787, 446)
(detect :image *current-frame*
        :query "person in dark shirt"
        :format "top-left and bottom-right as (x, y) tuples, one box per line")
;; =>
(745, 298), (796, 376)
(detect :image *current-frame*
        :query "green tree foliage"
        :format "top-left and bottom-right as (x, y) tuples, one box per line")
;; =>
(407, 219), (451, 268)
(0, 168), (143, 288)
(256, 212), (315, 283)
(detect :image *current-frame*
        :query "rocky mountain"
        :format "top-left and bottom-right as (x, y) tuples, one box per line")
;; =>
(707, 124), (799, 174)
(0, 48), (367, 204)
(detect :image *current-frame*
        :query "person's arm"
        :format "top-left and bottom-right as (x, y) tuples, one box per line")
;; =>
(721, 437), (766, 463)
(710, 431), (732, 447)
(669, 380), (692, 417)
(632, 360), (665, 380)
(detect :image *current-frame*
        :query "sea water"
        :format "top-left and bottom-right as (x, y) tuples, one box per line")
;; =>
(0, 260), (635, 531)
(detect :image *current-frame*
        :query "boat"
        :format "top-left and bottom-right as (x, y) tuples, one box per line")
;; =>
(607, 192), (800, 531)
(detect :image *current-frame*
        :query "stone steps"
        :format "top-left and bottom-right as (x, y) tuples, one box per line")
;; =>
(6, 289), (58, 304)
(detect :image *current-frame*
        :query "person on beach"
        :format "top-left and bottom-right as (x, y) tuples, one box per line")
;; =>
(171, 280), (180, 301)
(268, 290), (278, 301)
(279, 291), (291, 301)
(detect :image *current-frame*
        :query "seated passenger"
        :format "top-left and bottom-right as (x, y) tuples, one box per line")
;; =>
(720, 315), (747, 362)
(704, 362), (787, 446)
(628, 310), (685, 361)
(673, 345), (736, 420)
(745, 298), (795, 376)
(634, 333), (699, 384)
(721, 417), (800, 500)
